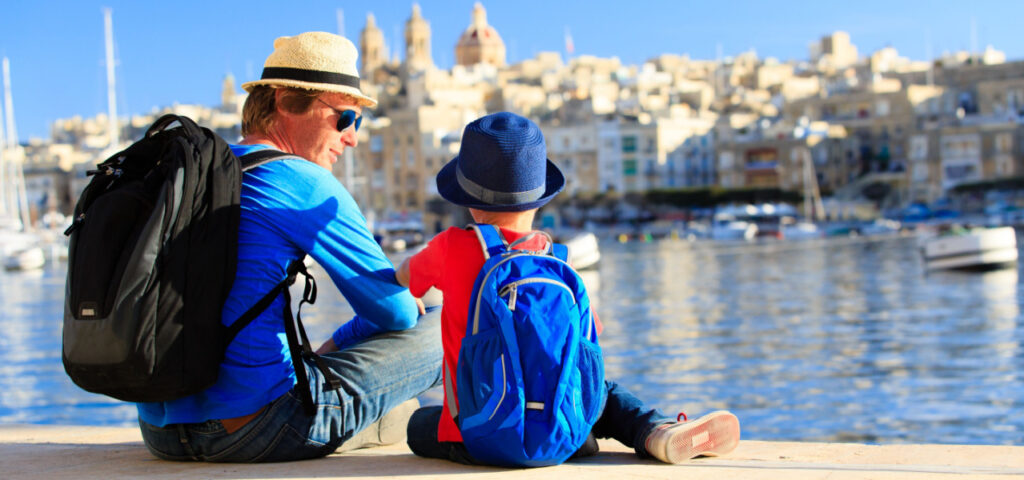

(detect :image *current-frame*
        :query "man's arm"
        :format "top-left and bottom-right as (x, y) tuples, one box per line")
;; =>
(395, 257), (412, 287)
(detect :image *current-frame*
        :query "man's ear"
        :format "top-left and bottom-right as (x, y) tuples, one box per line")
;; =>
(273, 88), (290, 116)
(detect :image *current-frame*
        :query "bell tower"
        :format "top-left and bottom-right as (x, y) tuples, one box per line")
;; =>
(404, 3), (433, 72)
(360, 13), (387, 79)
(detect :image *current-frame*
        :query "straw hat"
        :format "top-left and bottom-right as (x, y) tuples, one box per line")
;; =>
(241, 31), (377, 108)
(436, 112), (564, 212)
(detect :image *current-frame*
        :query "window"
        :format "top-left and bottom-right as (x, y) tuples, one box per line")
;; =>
(622, 136), (636, 153)
(996, 133), (1013, 153)
(997, 155), (1012, 176)
(623, 158), (637, 175)
(910, 135), (928, 160)
(876, 100), (890, 117)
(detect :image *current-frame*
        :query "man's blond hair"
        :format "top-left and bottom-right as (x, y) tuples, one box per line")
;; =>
(241, 86), (361, 137)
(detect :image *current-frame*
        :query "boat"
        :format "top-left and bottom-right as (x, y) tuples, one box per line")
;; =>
(562, 231), (600, 270)
(1, 58), (46, 271)
(921, 226), (1018, 271)
(710, 208), (758, 241)
(4, 245), (44, 271)
(860, 218), (902, 236)
(373, 211), (425, 253)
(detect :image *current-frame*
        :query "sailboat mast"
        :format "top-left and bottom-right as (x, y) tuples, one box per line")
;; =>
(104, 7), (119, 149)
(2, 58), (30, 230)
(1, 57), (12, 219)
(802, 148), (825, 222)
(2, 58), (15, 146)
(0, 69), (6, 218)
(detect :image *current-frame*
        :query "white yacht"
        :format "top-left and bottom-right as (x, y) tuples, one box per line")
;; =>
(562, 231), (601, 271)
(710, 206), (758, 241)
(921, 226), (1018, 271)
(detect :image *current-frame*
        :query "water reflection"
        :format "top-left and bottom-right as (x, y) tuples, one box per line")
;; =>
(2, 235), (1022, 445)
(593, 236), (1023, 445)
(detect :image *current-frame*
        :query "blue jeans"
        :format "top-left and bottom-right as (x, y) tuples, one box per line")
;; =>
(139, 308), (443, 462)
(406, 380), (671, 465)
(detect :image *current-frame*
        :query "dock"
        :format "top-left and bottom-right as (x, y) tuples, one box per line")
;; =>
(3, 425), (1023, 479)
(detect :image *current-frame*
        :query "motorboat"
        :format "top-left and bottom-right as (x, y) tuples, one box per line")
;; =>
(710, 211), (758, 241)
(921, 226), (1018, 271)
(860, 218), (902, 236)
(4, 244), (44, 271)
(562, 231), (600, 271)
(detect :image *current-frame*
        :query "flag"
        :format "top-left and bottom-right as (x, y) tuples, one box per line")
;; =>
(564, 27), (574, 55)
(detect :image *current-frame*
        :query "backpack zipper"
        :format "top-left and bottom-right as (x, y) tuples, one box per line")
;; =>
(472, 252), (578, 334)
(498, 278), (575, 312)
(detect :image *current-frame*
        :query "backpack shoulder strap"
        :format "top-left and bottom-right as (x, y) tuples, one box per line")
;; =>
(551, 243), (569, 263)
(467, 223), (509, 260)
(239, 149), (301, 171)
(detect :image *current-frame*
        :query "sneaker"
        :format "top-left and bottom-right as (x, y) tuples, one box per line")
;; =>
(337, 398), (420, 452)
(644, 410), (740, 464)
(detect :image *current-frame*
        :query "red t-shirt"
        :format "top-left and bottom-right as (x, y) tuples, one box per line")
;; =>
(408, 226), (602, 442)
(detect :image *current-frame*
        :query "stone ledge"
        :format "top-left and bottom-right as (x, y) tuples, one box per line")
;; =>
(3, 425), (1024, 479)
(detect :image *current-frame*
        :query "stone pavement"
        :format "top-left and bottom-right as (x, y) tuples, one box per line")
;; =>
(3, 425), (1024, 479)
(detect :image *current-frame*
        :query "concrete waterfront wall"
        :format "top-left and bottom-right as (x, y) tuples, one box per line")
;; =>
(3, 425), (1024, 479)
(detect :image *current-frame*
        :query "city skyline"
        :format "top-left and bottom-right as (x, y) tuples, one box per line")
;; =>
(1, 0), (1022, 142)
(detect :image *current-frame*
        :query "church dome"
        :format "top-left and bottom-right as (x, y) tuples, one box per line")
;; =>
(455, 2), (505, 67)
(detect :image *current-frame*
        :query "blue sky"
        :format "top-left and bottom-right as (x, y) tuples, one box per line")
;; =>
(1, 0), (1022, 142)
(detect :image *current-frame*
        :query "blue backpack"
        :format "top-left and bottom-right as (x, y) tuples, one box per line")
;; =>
(452, 224), (605, 467)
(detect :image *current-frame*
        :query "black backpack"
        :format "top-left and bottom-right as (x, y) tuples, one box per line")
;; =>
(62, 114), (340, 413)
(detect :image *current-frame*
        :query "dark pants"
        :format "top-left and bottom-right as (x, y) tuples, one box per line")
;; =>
(406, 380), (670, 465)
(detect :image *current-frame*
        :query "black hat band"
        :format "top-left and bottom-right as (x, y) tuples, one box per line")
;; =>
(261, 67), (360, 89)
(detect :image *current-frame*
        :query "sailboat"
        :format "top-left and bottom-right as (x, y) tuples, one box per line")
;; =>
(781, 146), (824, 240)
(0, 57), (45, 271)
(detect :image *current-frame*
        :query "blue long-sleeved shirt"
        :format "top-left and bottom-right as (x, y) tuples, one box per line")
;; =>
(137, 144), (418, 426)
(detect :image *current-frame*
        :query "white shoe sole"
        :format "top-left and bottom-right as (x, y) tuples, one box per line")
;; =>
(660, 410), (740, 463)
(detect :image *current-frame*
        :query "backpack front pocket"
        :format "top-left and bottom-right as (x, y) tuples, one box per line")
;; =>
(457, 330), (520, 434)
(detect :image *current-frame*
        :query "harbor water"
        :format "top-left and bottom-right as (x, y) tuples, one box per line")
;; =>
(1, 234), (1022, 445)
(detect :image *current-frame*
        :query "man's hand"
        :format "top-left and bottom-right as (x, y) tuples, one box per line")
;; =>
(415, 297), (426, 315)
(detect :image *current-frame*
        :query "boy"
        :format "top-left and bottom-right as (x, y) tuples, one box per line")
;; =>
(396, 112), (740, 465)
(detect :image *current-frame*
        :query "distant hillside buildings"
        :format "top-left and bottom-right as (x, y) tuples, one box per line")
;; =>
(25, 2), (1024, 227)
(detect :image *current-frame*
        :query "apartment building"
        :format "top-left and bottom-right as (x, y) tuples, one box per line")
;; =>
(594, 109), (717, 193)
(907, 116), (1024, 202)
(785, 81), (950, 178)
(716, 118), (846, 192)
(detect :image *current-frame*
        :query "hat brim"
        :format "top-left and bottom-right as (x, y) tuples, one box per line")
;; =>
(240, 79), (378, 108)
(435, 156), (565, 212)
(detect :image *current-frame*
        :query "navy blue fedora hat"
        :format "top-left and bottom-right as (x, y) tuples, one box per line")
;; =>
(436, 112), (565, 212)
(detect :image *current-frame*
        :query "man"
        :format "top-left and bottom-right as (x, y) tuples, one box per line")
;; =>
(136, 31), (442, 463)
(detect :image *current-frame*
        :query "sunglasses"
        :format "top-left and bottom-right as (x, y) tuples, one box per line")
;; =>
(317, 97), (362, 132)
